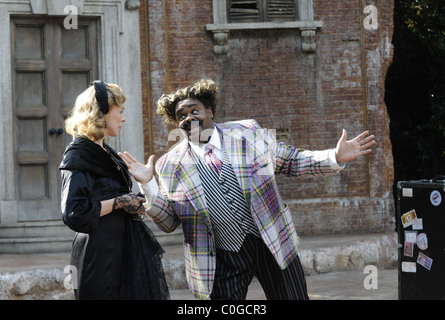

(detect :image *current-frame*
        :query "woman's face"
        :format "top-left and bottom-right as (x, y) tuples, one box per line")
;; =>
(104, 104), (126, 137)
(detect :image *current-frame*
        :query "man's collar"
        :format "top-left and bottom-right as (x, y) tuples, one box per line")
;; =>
(207, 127), (222, 150)
(189, 126), (222, 157)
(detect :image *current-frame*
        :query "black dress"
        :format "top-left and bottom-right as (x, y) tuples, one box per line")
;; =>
(59, 137), (169, 300)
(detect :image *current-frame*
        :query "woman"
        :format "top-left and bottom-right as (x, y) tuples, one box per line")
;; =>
(59, 81), (169, 300)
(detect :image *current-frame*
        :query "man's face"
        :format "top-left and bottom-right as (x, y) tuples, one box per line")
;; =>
(175, 98), (215, 143)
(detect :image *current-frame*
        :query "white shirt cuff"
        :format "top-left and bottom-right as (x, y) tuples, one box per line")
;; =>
(328, 149), (346, 171)
(138, 178), (160, 210)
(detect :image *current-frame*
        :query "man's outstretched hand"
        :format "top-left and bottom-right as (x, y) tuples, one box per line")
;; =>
(335, 129), (376, 163)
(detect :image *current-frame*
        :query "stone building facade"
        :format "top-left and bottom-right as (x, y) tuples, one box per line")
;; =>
(0, 0), (394, 253)
(140, 0), (395, 237)
(0, 0), (145, 252)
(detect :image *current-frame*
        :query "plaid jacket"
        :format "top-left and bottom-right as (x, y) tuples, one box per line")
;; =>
(149, 119), (342, 300)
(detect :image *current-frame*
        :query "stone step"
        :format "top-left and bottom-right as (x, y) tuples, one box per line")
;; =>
(0, 219), (183, 254)
(0, 221), (74, 239)
(0, 221), (75, 253)
(0, 237), (73, 254)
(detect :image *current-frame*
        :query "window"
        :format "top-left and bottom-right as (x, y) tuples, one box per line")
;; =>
(207, 0), (322, 54)
(228, 0), (298, 23)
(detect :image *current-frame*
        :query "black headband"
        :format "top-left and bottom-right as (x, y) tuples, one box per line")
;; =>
(90, 80), (109, 114)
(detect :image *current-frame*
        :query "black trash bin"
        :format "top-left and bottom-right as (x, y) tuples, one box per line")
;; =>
(396, 179), (445, 299)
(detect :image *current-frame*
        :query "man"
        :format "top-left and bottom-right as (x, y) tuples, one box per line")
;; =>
(120, 79), (375, 300)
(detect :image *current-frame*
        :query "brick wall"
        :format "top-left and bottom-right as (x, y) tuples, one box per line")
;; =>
(139, 0), (395, 235)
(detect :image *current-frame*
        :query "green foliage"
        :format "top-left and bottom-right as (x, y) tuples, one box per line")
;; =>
(402, 0), (445, 52)
(386, 0), (445, 181)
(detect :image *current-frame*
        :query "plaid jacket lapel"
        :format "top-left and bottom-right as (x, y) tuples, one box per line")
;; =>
(170, 140), (212, 227)
(218, 124), (252, 206)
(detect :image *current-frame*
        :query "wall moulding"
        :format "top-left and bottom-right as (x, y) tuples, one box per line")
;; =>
(30, 0), (85, 15)
(206, 21), (323, 55)
(30, 0), (139, 15)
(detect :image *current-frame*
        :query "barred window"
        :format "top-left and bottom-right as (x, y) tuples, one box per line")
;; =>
(228, 0), (298, 23)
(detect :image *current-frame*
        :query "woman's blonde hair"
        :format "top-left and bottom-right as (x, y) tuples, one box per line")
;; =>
(65, 82), (126, 141)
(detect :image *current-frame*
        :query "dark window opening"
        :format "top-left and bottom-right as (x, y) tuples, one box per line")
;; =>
(228, 0), (298, 23)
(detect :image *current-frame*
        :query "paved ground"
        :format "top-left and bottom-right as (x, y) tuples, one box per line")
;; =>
(0, 232), (399, 300)
(0, 251), (398, 300)
(169, 269), (398, 300)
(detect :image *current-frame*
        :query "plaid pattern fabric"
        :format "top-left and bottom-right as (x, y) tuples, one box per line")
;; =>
(150, 119), (342, 300)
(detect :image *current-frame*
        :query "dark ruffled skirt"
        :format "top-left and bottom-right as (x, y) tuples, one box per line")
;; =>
(120, 218), (170, 300)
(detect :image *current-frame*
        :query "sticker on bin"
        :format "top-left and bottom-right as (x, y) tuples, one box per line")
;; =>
(430, 190), (442, 206)
(412, 218), (423, 230)
(402, 261), (416, 273)
(402, 188), (413, 197)
(416, 233), (428, 250)
(417, 252), (433, 270)
(405, 230), (417, 243)
(404, 241), (414, 257)
(401, 209), (417, 228)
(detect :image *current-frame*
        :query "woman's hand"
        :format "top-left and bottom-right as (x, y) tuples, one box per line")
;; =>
(119, 152), (155, 184)
(112, 193), (146, 215)
(335, 129), (376, 163)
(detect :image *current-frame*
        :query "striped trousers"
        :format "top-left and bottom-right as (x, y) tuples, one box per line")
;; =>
(210, 234), (309, 300)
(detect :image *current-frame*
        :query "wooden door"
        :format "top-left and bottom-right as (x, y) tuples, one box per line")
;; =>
(11, 17), (98, 222)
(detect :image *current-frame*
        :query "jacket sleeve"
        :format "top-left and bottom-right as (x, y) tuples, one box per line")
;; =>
(139, 179), (181, 233)
(61, 169), (101, 234)
(275, 144), (344, 177)
(250, 119), (345, 177)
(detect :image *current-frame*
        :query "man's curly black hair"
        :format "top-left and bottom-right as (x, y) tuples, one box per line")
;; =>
(156, 79), (218, 125)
